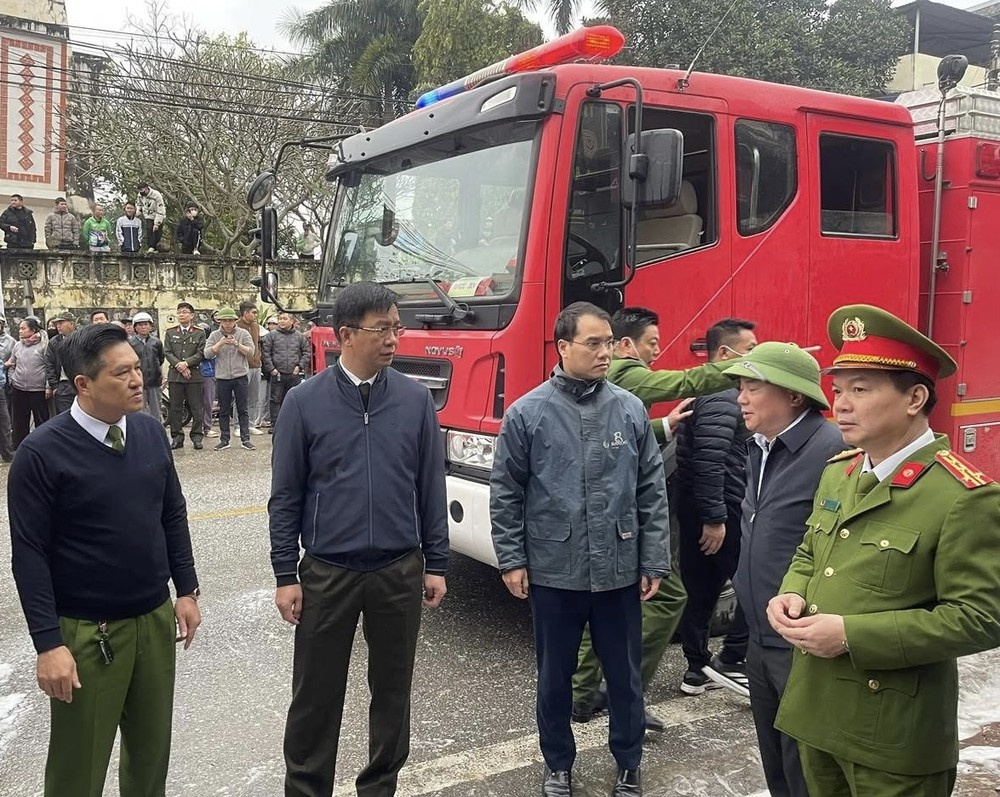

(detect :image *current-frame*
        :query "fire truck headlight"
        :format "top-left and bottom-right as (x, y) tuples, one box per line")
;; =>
(446, 431), (496, 470)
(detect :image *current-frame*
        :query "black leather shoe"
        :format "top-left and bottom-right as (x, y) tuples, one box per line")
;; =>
(193, 441), (204, 450)
(571, 683), (608, 723)
(542, 769), (572, 797)
(170, 440), (184, 450)
(612, 768), (640, 796)
(644, 709), (665, 733)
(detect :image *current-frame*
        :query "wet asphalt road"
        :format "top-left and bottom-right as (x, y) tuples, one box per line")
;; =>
(1, 436), (998, 796)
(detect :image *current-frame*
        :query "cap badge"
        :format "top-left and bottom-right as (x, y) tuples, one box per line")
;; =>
(842, 317), (867, 342)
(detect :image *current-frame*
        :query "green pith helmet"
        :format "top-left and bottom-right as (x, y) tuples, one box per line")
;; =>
(722, 341), (829, 410)
(215, 306), (238, 321)
(827, 304), (956, 381)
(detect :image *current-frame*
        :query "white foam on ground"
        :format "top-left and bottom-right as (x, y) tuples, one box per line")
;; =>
(958, 649), (1000, 741)
(0, 692), (27, 753)
(959, 746), (1000, 775)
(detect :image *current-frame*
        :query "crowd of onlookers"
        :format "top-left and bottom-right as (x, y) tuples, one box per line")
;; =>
(0, 189), (321, 257)
(0, 302), (313, 457)
(0, 185), (198, 254)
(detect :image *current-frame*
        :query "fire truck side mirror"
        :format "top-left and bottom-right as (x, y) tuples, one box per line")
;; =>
(622, 128), (684, 209)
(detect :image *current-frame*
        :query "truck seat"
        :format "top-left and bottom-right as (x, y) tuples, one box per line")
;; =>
(636, 181), (703, 257)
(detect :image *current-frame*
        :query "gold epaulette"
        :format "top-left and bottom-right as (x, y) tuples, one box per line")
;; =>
(935, 450), (995, 489)
(827, 448), (864, 464)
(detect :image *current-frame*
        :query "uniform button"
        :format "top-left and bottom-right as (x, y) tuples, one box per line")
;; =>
(808, 603), (818, 614)
(868, 679), (880, 691)
(824, 566), (835, 577)
(839, 529), (850, 539)
(879, 539), (890, 549)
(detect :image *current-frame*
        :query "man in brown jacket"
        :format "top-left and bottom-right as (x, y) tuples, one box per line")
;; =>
(237, 301), (264, 436)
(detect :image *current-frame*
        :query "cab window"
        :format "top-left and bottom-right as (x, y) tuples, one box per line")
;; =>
(629, 107), (717, 264)
(820, 134), (897, 238)
(736, 120), (797, 235)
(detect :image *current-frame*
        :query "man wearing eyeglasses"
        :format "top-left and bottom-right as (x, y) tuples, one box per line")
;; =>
(572, 306), (747, 730)
(269, 282), (447, 797)
(491, 301), (669, 797)
(262, 311), (311, 433)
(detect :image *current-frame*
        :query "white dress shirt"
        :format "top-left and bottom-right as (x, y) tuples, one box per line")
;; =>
(338, 360), (376, 387)
(861, 427), (936, 483)
(70, 399), (127, 448)
(752, 410), (809, 498)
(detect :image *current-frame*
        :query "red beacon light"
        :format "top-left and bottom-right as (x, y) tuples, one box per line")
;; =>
(415, 26), (625, 109)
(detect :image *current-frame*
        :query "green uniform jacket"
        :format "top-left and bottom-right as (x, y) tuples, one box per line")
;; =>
(163, 325), (207, 384)
(607, 356), (733, 445)
(775, 435), (1000, 775)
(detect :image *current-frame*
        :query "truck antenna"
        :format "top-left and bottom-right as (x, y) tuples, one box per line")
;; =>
(677, 0), (742, 91)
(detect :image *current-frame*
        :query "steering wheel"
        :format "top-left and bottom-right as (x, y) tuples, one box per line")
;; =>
(567, 231), (608, 273)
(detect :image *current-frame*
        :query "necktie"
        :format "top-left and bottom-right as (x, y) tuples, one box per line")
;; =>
(856, 471), (879, 498)
(105, 425), (125, 453)
(359, 382), (371, 411)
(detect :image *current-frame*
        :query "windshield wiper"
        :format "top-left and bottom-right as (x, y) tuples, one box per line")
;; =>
(378, 278), (476, 324)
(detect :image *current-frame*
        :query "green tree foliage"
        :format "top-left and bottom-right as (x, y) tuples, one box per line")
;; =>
(280, 0), (421, 123)
(589, 0), (909, 97)
(413, 0), (543, 89)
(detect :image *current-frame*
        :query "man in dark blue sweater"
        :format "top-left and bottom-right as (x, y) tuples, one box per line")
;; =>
(270, 281), (448, 797)
(8, 322), (200, 797)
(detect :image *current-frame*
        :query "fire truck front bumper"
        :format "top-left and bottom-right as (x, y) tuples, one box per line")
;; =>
(445, 474), (500, 568)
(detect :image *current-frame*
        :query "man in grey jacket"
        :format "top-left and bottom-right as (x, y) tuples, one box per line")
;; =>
(204, 306), (255, 451)
(490, 302), (669, 797)
(722, 343), (846, 797)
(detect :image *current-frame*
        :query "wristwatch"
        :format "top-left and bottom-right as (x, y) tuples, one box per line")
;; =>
(179, 588), (201, 602)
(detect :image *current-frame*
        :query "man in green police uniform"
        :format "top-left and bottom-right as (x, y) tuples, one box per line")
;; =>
(767, 304), (1000, 796)
(572, 306), (736, 729)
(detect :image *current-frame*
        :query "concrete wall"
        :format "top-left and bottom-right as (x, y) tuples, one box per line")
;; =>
(0, 251), (318, 333)
(890, 53), (990, 93)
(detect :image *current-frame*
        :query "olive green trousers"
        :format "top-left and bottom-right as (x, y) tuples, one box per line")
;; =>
(45, 599), (176, 797)
(572, 571), (688, 702)
(799, 743), (957, 797)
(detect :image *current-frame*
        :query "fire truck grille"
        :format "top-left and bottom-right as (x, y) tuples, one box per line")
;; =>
(390, 357), (452, 410)
(325, 351), (451, 410)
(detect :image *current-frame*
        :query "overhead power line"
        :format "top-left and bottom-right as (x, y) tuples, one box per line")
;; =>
(65, 23), (308, 60)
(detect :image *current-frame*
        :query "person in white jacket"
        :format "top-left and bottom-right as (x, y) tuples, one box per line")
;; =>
(137, 182), (166, 252)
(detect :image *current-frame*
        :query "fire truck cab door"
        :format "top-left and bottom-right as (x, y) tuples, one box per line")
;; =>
(804, 112), (919, 339)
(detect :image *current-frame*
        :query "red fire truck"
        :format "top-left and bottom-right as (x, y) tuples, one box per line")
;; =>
(252, 28), (1000, 566)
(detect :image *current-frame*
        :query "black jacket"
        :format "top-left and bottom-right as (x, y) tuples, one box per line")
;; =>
(0, 206), (37, 248)
(43, 332), (75, 394)
(176, 216), (203, 254)
(733, 410), (846, 648)
(675, 388), (750, 525)
(130, 334), (165, 386)
(269, 364), (448, 582)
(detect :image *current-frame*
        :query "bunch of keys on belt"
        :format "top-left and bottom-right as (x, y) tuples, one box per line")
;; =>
(97, 621), (114, 665)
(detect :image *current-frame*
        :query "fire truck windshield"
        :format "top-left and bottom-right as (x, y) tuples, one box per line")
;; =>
(320, 118), (539, 304)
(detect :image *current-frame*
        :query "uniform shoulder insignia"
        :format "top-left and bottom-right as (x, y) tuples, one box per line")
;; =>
(828, 449), (864, 475)
(890, 462), (928, 488)
(934, 450), (995, 489)
(827, 448), (864, 464)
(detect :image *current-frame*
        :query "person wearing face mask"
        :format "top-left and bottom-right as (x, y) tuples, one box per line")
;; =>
(675, 318), (759, 699)
(176, 205), (203, 256)
(6, 317), (51, 447)
(571, 306), (744, 732)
